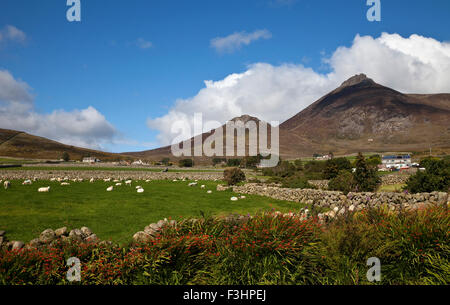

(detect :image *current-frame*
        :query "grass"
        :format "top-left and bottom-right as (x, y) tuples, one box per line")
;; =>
(377, 183), (407, 192)
(0, 179), (305, 245)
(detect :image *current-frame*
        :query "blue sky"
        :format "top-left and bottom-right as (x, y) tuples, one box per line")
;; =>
(1, 0), (450, 152)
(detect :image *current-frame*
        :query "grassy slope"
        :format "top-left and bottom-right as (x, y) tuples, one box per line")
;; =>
(0, 180), (304, 245)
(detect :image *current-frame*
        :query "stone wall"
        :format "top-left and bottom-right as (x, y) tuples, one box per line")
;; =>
(380, 174), (411, 185)
(232, 183), (449, 212)
(0, 170), (222, 181)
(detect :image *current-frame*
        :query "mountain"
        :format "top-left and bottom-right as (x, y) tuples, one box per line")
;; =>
(279, 74), (450, 157)
(126, 74), (450, 160)
(0, 129), (130, 161)
(124, 114), (273, 163)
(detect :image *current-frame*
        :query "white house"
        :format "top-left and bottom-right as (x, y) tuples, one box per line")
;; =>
(82, 157), (100, 163)
(381, 154), (412, 169)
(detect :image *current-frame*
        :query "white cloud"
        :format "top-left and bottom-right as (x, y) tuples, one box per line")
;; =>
(0, 70), (117, 150)
(148, 33), (450, 146)
(210, 29), (272, 54)
(136, 38), (152, 49)
(0, 25), (26, 45)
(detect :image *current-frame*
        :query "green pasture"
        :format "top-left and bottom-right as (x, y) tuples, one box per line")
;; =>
(0, 179), (304, 245)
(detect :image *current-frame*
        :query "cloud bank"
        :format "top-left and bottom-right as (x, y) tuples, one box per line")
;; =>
(148, 33), (450, 146)
(211, 29), (272, 54)
(0, 70), (117, 150)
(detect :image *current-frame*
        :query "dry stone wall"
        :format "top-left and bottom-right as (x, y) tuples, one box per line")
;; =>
(232, 183), (449, 212)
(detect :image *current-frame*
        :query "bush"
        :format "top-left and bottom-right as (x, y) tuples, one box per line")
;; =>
(223, 167), (246, 185)
(226, 159), (241, 167)
(405, 158), (450, 193)
(328, 170), (355, 194)
(179, 159), (193, 167)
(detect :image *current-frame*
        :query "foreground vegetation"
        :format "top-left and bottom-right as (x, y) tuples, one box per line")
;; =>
(0, 180), (302, 244)
(1, 205), (448, 285)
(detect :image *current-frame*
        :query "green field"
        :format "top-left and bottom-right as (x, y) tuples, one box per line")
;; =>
(0, 180), (304, 245)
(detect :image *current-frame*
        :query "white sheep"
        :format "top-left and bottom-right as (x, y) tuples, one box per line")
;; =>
(201, 185), (205, 189)
(230, 197), (238, 201)
(207, 190), (212, 194)
(106, 186), (113, 192)
(125, 180), (132, 186)
(4, 181), (11, 189)
(38, 186), (50, 192)
(188, 182), (197, 187)
(115, 183), (122, 186)
(22, 179), (32, 185)
(137, 188), (144, 193)
(61, 182), (70, 186)
(89, 178), (94, 183)
(135, 186), (142, 189)
(104, 178), (111, 182)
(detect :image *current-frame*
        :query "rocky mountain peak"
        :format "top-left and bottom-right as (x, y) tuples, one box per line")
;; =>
(339, 73), (375, 88)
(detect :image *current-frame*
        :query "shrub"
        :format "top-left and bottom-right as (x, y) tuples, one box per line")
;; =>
(405, 158), (450, 193)
(160, 158), (170, 166)
(178, 159), (193, 167)
(328, 170), (355, 194)
(223, 167), (246, 185)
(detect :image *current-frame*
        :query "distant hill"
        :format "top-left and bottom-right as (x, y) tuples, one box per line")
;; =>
(2, 74), (449, 162)
(0, 129), (130, 161)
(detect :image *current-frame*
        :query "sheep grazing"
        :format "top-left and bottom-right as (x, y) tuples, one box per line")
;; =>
(145, 179), (151, 183)
(115, 183), (122, 186)
(230, 197), (238, 201)
(125, 180), (132, 186)
(38, 186), (50, 193)
(4, 181), (11, 189)
(135, 186), (142, 189)
(22, 179), (32, 185)
(137, 188), (144, 193)
(207, 190), (212, 194)
(61, 182), (70, 186)
(188, 182), (197, 187)
(106, 186), (113, 192)
(89, 178), (94, 183)
(240, 196), (246, 199)
(201, 185), (205, 189)
(104, 178), (111, 182)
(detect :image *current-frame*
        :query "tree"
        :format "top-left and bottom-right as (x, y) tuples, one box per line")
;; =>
(61, 151), (70, 162)
(179, 159), (193, 167)
(352, 152), (380, 192)
(328, 170), (355, 194)
(405, 158), (450, 193)
(160, 158), (170, 166)
(223, 167), (246, 185)
(323, 157), (352, 179)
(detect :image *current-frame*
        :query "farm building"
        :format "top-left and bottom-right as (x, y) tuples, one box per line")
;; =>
(381, 154), (412, 169)
(82, 157), (100, 163)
